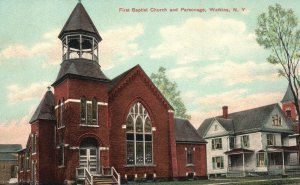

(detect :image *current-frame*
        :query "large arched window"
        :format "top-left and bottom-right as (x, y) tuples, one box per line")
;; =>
(126, 102), (153, 165)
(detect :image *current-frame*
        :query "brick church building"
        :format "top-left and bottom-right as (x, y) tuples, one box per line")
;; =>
(17, 2), (207, 185)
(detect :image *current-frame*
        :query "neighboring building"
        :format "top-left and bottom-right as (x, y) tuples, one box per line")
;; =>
(175, 119), (207, 180)
(0, 144), (22, 184)
(281, 84), (299, 122)
(17, 2), (207, 185)
(198, 104), (299, 177)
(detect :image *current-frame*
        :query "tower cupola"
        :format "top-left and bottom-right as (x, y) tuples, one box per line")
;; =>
(58, 1), (101, 62)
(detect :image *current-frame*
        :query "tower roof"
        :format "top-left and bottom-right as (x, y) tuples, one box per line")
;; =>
(58, 2), (101, 41)
(29, 90), (56, 124)
(281, 84), (295, 103)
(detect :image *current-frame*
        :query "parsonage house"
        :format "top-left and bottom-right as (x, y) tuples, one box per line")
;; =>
(0, 144), (21, 184)
(17, 2), (207, 185)
(198, 101), (299, 178)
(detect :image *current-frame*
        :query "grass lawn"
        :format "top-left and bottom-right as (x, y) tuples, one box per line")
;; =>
(128, 176), (300, 185)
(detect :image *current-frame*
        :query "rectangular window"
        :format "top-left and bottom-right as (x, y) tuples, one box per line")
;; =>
(212, 156), (224, 169)
(272, 114), (282, 126)
(212, 138), (222, 150)
(267, 134), (276, 146)
(241, 135), (250, 148)
(256, 152), (267, 166)
(229, 136), (235, 149)
(87, 103), (93, 125)
(186, 148), (194, 165)
(58, 146), (64, 166)
(31, 134), (37, 154)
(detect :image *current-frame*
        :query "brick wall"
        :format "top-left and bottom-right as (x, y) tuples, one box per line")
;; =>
(176, 143), (207, 179)
(109, 69), (174, 180)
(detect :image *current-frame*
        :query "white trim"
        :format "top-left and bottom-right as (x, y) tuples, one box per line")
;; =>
(152, 127), (156, 131)
(79, 124), (99, 128)
(100, 147), (109, 151)
(55, 98), (108, 109)
(70, 146), (79, 150)
(168, 110), (174, 113)
(57, 126), (65, 130)
(122, 125), (127, 129)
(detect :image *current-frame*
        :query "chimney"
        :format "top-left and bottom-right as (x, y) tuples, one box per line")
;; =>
(222, 106), (228, 119)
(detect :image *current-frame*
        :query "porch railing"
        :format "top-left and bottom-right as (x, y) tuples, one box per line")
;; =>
(84, 168), (93, 185)
(228, 166), (254, 172)
(111, 166), (121, 185)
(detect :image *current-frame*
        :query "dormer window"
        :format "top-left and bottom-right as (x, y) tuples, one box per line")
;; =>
(214, 125), (218, 131)
(272, 114), (281, 126)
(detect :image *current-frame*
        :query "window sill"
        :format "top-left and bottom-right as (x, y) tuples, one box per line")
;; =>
(125, 164), (156, 167)
(186, 164), (194, 167)
(32, 153), (37, 156)
(79, 124), (99, 128)
(26, 170), (31, 172)
(58, 126), (65, 130)
(58, 165), (65, 168)
(212, 168), (224, 170)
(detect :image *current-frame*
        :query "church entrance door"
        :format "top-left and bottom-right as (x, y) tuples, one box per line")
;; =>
(79, 148), (98, 174)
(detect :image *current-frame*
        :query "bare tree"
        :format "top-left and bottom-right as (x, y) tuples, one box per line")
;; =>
(255, 4), (300, 139)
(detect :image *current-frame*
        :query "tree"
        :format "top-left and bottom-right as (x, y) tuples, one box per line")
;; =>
(255, 4), (300, 137)
(150, 67), (191, 119)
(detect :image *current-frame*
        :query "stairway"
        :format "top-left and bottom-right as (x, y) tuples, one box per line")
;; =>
(92, 175), (118, 185)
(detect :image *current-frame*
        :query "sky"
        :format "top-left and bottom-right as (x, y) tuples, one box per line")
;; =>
(0, 0), (299, 146)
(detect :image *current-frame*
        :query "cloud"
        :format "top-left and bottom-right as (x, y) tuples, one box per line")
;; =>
(168, 67), (199, 79)
(100, 23), (144, 69)
(0, 29), (61, 66)
(149, 17), (260, 64)
(0, 112), (32, 147)
(7, 82), (49, 104)
(200, 60), (278, 85)
(0, 24), (144, 69)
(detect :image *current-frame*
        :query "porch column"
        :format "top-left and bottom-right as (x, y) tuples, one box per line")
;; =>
(282, 151), (285, 173)
(242, 153), (245, 176)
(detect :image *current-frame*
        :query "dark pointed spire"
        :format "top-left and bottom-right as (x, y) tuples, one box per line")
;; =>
(29, 90), (56, 124)
(281, 83), (295, 103)
(58, 2), (101, 41)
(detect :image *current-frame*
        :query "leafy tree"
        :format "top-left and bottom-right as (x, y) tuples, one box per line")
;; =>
(255, 4), (300, 135)
(151, 67), (191, 119)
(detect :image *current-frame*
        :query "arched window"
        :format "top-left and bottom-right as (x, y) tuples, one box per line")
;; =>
(57, 100), (61, 127)
(92, 97), (97, 125)
(80, 97), (87, 124)
(126, 102), (153, 165)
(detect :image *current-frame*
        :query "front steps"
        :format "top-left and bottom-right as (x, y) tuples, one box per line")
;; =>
(87, 175), (118, 185)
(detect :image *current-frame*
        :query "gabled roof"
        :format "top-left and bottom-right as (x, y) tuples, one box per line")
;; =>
(0, 153), (18, 161)
(0, 144), (22, 153)
(281, 84), (295, 103)
(109, 65), (174, 110)
(197, 117), (234, 137)
(53, 58), (110, 86)
(58, 2), (101, 41)
(175, 118), (206, 144)
(29, 90), (56, 124)
(198, 103), (293, 137)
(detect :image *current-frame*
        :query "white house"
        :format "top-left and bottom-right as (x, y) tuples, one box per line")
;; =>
(198, 104), (299, 177)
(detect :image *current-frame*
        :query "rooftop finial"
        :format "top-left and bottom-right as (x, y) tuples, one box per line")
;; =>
(78, 0), (81, 3)
(47, 86), (51, 91)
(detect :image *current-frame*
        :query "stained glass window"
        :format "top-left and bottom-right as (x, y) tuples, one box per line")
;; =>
(126, 102), (153, 165)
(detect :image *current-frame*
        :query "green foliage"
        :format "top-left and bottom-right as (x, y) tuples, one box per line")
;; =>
(255, 4), (300, 118)
(150, 67), (191, 119)
(255, 4), (300, 67)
